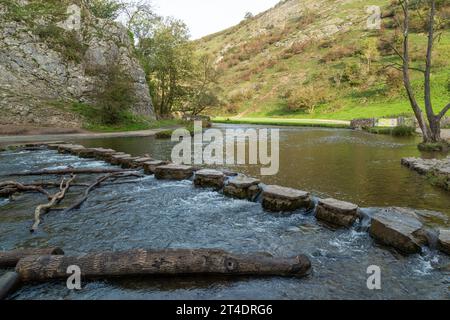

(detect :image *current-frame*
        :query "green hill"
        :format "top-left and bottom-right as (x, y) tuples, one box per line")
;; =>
(196, 0), (450, 121)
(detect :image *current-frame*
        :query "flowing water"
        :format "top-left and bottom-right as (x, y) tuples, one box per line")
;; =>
(0, 125), (449, 300)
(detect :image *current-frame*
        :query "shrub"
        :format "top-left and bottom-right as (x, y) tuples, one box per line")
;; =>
(384, 68), (404, 96)
(35, 24), (86, 62)
(285, 85), (332, 114)
(320, 45), (358, 63)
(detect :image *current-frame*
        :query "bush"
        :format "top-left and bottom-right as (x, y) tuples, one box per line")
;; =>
(285, 85), (332, 114)
(35, 24), (86, 62)
(86, 0), (124, 20)
(320, 45), (358, 63)
(384, 68), (404, 96)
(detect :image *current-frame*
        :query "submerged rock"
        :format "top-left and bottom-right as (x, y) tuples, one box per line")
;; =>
(143, 160), (169, 175)
(194, 169), (225, 190)
(223, 176), (261, 200)
(438, 229), (450, 255)
(262, 185), (312, 212)
(155, 164), (195, 180)
(315, 198), (359, 228)
(369, 208), (428, 254)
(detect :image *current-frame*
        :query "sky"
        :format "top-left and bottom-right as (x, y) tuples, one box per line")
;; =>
(149, 0), (280, 39)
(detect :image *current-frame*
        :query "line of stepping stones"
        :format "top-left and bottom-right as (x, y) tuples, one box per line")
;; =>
(4, 142), (450, 257)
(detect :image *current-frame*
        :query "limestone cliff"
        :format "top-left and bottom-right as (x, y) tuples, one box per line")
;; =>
(0, 0), (154, 128)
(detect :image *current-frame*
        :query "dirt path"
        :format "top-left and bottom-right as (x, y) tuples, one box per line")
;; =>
(442, 129), (450, 141)
(0, 128), (175, 146)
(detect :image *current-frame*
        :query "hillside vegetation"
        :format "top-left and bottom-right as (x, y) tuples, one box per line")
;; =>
(196, 0), (450, 121)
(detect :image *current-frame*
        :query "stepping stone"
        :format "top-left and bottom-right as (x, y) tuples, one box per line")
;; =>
(315, 198), (359, 228)
(57, 144), (84, 154)
(438, 229), (450, 255)
(120, 157), (141, 169)
(92, 148), (116, 159)
(74, 148), (100, 158)
(223, 175), (261, 200)
(143, 160), (169, 175)
(369, 208), (428, 254)
(194, 169), (225, 190)
(47, 143), (66, 150)
(103, 152), (127, 162)
(262, 185), (313, 212)
(131, 157), (154, 168)
(155, 164), (195, 180)
(109, 154), (132, 165)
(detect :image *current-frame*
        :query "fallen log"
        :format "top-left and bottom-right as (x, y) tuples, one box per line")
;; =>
(0, 272), (20, 300)
(0, 248), (64, 268)
(15, 249), (311, 282)
(5, 168), (135, 177)
(31, 175), (76, 233)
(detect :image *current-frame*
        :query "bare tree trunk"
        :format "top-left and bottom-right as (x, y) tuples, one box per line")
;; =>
(15, 249), (311, 282)
(401, 0), (432, 142)
(0, 248), (64, 268)
(0, 272), (20, 300)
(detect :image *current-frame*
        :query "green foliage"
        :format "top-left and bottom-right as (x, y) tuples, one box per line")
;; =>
(138, 18), (195, 117)
(35, 25), (86, 62)
(85, 0), (124, 20)
(284, 85), (333, 114)
(96, 65), (136, 125)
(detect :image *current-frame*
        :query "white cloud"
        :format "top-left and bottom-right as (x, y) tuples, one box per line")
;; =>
(150, 0), (280, 39)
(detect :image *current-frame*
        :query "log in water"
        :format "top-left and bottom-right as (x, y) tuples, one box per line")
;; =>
(0, 248), (64, 268)
(15, 249), (311, 282)
(0, 272), (20, 300)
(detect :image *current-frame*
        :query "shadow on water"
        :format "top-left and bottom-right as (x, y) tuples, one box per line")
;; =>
(0, 125), (449, 300)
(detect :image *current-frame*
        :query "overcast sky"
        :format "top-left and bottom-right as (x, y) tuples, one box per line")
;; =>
(150, 0), (280, 39)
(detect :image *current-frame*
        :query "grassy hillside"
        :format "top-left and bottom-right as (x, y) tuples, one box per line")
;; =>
(196, 0), (450, 121)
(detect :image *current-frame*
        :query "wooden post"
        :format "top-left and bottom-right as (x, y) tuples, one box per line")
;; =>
(0, 248), (64, 268)
(16, 249), (311, 282)
(0, 272), (20, 300)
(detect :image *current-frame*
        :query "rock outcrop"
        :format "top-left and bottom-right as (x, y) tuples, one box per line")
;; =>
(0, 0), (154, 128)
(438, 229), (450, 255)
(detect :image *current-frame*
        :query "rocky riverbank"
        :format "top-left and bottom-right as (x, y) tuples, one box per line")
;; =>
(401, 157), (450, 191)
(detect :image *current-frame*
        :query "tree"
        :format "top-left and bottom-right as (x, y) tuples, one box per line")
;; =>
(362, 38), (380, 73)
(393, 0), (449, 144)
(178, 54), (221, 116)
(244, 12), (254, 20)
(137, 18), (195, 118)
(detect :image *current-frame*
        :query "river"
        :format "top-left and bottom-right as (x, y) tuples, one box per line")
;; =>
(0, 124), (449, 299)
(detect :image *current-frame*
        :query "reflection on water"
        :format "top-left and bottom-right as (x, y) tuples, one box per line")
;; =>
(0, 125), (449, 300)
(76, 124), (450, 215)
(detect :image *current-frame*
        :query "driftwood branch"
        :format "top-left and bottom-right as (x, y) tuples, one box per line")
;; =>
(0, 272), (20, 300)
(31, 175), (76, 233)
(65, 172), (144, 213)
(0, 181), (51, 198)
(0, 248), (64, 268)
(15, 249), (311, 282)
(5, 168), (135, 177)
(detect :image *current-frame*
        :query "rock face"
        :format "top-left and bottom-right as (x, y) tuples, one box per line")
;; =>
(262, 185), (312, 212)
(369, 208), (428, 254)
(438, 229), (450, 255)
(155, 164), (195, 181)
(194, 169), (225, 190)
(0, 0), (154, 128)
(223, 176), (261, 200)
(315, 198), (359, 228)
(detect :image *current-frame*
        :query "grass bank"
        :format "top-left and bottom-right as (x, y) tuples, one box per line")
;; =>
(213, 117), (351, 129)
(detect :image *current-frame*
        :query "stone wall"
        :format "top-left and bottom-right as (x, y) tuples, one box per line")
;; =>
(0, 1), (155, 128)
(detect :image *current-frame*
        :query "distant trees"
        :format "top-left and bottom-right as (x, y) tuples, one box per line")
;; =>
(83, 0), (125, 20)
